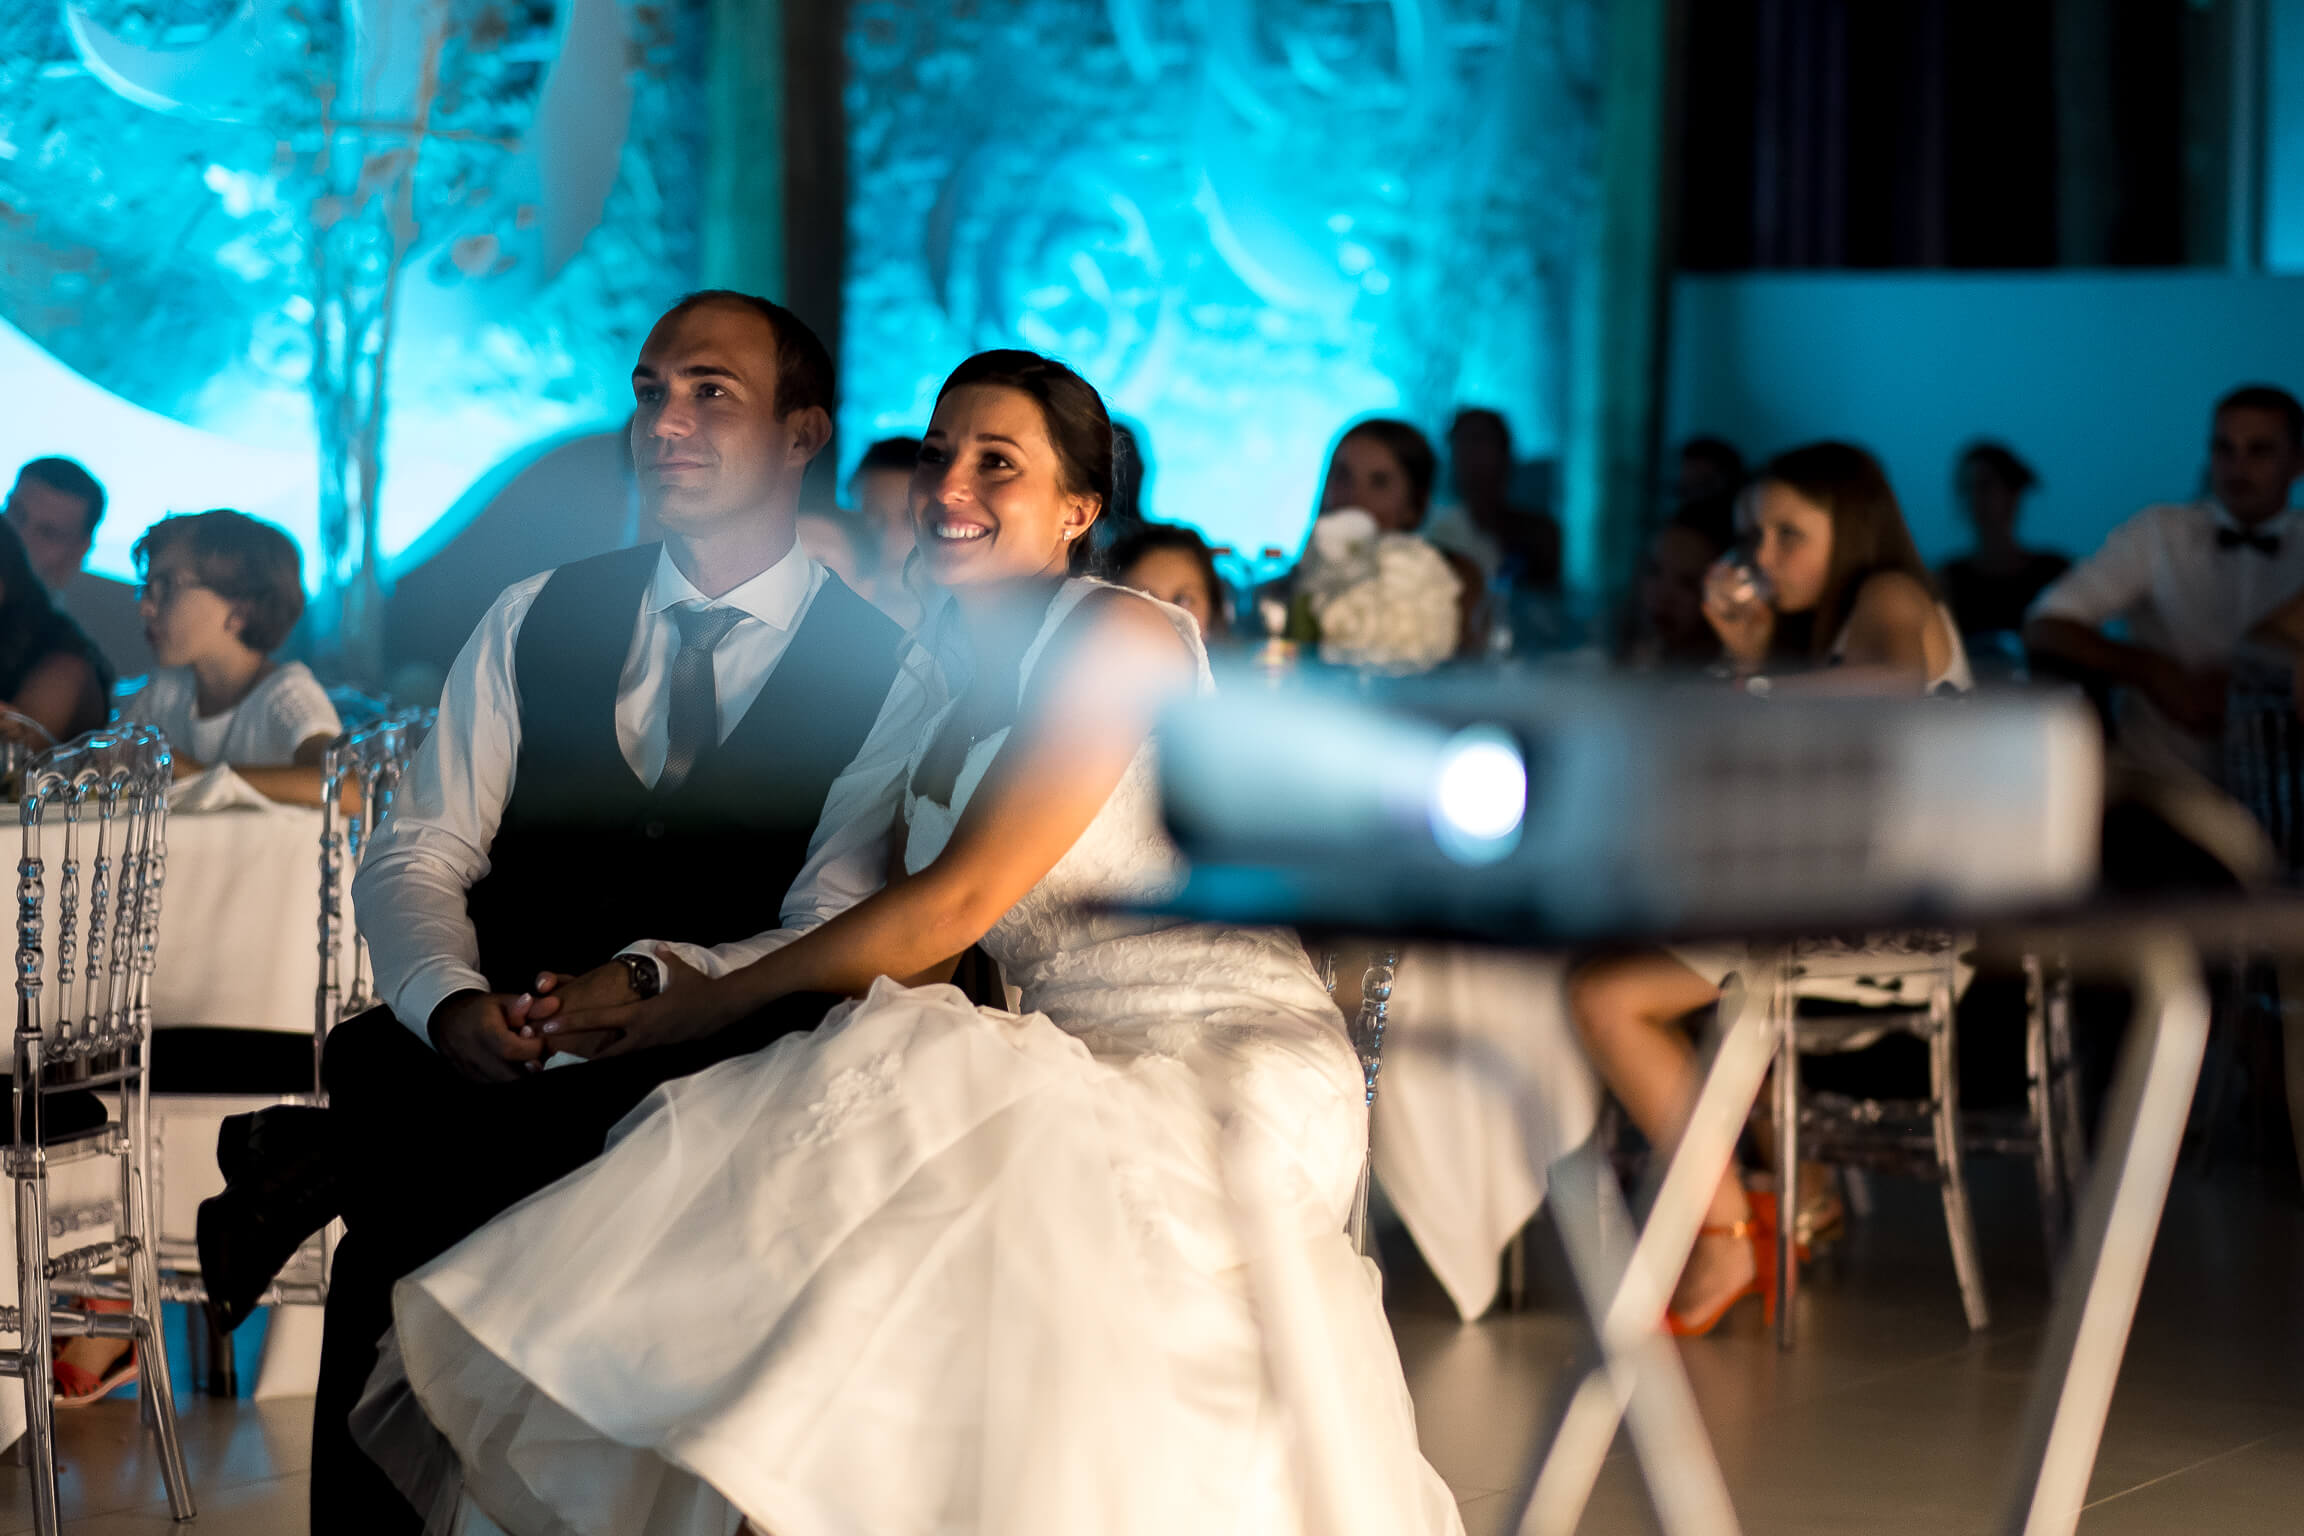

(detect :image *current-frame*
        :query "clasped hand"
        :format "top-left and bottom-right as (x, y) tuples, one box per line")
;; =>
(528, 951), (741, 1060)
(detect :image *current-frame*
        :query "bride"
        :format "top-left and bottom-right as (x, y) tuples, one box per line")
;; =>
(358, 349), (1465, 1536)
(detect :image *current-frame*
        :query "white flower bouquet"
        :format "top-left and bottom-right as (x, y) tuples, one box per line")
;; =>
(1286, 508), (1463, 674)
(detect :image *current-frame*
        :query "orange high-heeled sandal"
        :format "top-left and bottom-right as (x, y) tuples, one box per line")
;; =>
(54, 1299), (137, 1408)
(1664, 1190), (1780, 1337)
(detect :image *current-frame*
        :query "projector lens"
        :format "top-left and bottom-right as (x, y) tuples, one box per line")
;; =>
(1429, 727), (1526, 864)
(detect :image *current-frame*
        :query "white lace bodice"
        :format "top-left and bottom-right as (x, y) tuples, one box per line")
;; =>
(902, 581), (1342, 1048)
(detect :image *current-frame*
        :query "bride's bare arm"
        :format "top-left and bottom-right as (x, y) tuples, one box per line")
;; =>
(882, 824), (963, 988)
(550, 591), (1194, 1052)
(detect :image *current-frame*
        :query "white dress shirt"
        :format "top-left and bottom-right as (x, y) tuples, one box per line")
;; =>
(354, 542), (937, 1042)
(2031, 500), (2304, 777)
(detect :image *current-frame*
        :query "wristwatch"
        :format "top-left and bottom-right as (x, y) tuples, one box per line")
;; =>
(615, 952), (664, 1000)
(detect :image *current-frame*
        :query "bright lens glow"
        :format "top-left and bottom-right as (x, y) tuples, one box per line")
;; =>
(1429, 728), (1526, 864)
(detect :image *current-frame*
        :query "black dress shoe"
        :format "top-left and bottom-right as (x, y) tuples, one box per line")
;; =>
(200, 1110), (344, 1334)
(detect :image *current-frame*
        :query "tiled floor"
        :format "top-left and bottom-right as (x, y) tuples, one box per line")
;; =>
(2, 1165), (2299, 1534)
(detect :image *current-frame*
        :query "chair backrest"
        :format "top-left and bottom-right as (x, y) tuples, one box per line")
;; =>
(316, 710), (434, 1053)
(12, 724), (172, 1127)
(2224, 648), (2303, 880)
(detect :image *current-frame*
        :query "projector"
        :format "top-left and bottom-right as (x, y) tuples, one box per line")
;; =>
(1155, 673), (2103, 946)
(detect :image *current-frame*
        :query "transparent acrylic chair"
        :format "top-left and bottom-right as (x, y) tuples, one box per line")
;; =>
(1319, 945), (1398, 1256)
(1762, 935), (1989, 1347)
(1, 724), (194, 1533)
(151, 709), (431, 1388)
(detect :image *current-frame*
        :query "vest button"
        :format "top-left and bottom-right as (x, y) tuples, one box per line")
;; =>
(644, 820), (666, 840)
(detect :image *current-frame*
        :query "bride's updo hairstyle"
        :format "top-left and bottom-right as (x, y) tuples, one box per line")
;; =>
(934, 350), (1112, 575)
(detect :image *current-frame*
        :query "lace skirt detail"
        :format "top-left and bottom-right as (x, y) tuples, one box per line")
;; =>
(363, 977), (1462, 1536)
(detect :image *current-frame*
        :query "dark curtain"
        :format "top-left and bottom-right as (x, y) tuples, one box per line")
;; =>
(1679, 0), (2197, 271)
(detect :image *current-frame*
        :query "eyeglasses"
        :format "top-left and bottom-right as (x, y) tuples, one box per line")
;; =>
(136, 572), (211, 606)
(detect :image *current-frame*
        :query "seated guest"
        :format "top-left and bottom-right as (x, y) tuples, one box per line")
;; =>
(1321, 418), (1437, 537)
(53, 513), (329, 1401)
(194, 291), (924, 1534)
(116, 510), (343, 805)
(1676, 434), (1746, 508)
(2028, 384), (2304, 784)
(1427, 407), (1563, 589)
(846, 434), (924, 625)
(1936, 441), (2068, 638)
(0, 515), (112, 744)
(1110, 521), (1230, 639)
(4, 457), (153, 681)
(1703, 441), (1970, 694)
(1618, 502), (1732, 669)
(1572, 442), (1970, 1336)
(1311, 418), (1486, 656)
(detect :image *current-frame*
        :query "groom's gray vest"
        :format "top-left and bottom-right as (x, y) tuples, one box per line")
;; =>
(463, 544), (902, 995)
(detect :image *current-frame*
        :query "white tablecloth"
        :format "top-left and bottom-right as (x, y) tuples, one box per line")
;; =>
(1371, 946), (1601, 1321)
(150, 793), (341, 1036)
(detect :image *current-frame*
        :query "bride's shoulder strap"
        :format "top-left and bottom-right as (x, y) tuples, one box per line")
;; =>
(1015, 580), (1207, 705)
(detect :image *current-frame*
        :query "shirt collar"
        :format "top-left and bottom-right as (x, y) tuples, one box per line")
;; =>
(645, 539), (816, 631)
(2210, 500), (2301, 536)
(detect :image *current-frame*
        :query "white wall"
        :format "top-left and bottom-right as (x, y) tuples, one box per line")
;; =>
(1666, 270), (2304, 566)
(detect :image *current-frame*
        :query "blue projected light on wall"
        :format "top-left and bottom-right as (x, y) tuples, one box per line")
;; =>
(0, 0), (707, 584)
(840, 0), (1598, 558)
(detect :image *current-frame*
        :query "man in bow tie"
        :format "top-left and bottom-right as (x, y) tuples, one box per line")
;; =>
(2028, 384), (2304, 782)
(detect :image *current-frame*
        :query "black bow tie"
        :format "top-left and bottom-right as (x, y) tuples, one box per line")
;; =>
(2217, 525), (2283, 557)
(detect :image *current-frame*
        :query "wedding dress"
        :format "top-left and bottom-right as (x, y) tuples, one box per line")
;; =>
(372, 580), (1465, 1536)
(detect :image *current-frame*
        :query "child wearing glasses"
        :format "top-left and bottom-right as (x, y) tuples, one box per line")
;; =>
(118, 510), (341, 806)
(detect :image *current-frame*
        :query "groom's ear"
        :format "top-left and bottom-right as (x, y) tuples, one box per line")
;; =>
(784, 405), (833, 467)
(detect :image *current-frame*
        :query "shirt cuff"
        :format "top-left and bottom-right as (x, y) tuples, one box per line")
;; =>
(391, 964), (492, 1048)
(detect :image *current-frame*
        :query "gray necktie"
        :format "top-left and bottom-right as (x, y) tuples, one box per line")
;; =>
(660, 604), (746, 792)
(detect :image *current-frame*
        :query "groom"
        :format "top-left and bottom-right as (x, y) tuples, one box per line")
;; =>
(224, 292), (929, 1533)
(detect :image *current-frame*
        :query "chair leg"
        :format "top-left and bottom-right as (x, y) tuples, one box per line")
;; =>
(2047, 959), (2088, 1206)
(2190, 960), (2249, 1173)
(1773, 964), (1799, 1351)
(18, 1169), (60, 1536)
(1841, 1164), (1874, 1221)
(126, 1102), (195, 1520)
(1930, 985), (1991, 1331)
(2024, 954), (2067, 1266)
(130, 1248), (196, 1518)
(1504, 1224), (1529, 1312)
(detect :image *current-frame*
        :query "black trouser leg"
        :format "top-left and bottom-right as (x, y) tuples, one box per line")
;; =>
(309, 991), (842, 1524)
(312, 1232), (419, 1536)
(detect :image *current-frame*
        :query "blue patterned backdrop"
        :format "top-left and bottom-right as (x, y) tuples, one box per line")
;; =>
(840, 0), (1599, 557)
(0, 0), (707, 582)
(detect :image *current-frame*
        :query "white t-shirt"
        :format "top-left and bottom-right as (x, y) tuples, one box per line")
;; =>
(117, 662), (342, 768)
